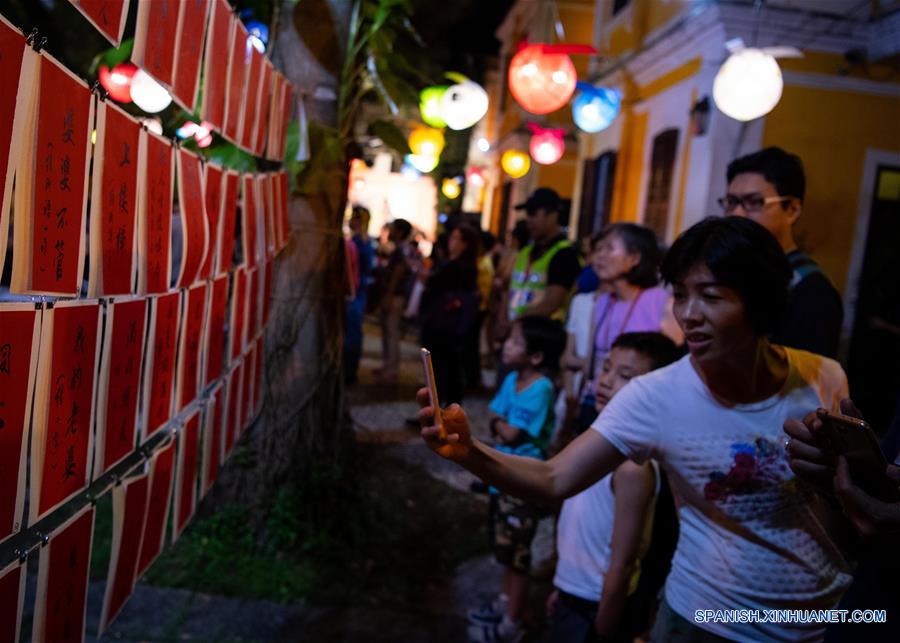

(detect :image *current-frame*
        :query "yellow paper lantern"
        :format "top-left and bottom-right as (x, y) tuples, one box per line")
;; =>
(442, 178), (461, 199)
(408, 126), (445, 158)
(501, 150), (530, 179)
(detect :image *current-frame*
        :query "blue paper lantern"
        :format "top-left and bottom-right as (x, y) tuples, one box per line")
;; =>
(572, 83), (621, 133)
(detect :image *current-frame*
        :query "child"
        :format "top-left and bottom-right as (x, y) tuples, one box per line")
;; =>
(469, 315), (566, 643)
(547, 332), (679, 643)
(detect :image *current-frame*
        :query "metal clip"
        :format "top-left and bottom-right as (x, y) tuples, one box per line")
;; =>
(91, 80), (109, 102)
(38, 532), (50, 547)
(25, 29), (46, 53)
(14, 548), (27, 564)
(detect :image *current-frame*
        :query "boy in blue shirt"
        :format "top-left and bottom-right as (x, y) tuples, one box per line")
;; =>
(469, 316), (566, 643)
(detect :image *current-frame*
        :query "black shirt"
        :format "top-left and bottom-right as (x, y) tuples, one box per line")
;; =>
(772, 251), (843, 358)
(530, 233), (581, 290)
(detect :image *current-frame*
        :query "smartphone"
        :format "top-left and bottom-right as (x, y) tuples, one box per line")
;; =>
(420, 348), (446, 439)
(816, 408), (900, 502)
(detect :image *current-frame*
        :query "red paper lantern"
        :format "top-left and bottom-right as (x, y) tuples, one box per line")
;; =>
(529, 126), (565, 165)
(99, 63), (137, 103)
(508, 44), (577, 115)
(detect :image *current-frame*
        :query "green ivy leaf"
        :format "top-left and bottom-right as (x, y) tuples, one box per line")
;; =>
(370, 120), (411, 156)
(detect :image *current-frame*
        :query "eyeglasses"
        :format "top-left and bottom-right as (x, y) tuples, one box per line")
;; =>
(718, 194), (795, 213)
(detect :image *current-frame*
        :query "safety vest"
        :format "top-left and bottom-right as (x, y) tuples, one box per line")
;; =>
(508, 239), (573, 321)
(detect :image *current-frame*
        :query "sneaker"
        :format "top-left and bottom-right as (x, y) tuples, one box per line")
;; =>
(466, 594), (507, 625)
(467, 621), (524, 643)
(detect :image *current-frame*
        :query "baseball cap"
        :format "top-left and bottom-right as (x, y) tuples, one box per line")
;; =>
(515, 187), (561, 213)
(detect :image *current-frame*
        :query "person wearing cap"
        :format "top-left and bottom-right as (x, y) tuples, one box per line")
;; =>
(505, 188), (582, 325)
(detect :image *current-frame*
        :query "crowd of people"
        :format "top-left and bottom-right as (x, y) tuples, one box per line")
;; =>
(346, 147), (900, 642)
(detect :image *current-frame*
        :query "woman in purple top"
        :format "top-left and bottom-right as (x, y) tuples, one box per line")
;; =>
(575, 224), (682, 431)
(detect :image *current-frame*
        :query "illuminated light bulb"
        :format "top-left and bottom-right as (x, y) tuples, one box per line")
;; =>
(406, 153), (439, 173)
(476, 137), (490, 152)
(713, 48), (783, 121)
(572, 84), (621, 133)
(508, 44), (577, 114)
(131, 69), (172, 113)
(501, 150), (530, 179)
(442, 178), (461, 199)
(408, 126), (445, 157)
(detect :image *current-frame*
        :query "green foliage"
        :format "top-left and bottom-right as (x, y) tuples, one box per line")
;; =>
(90, 38), (133, 75)
(370, 119), (411, 156)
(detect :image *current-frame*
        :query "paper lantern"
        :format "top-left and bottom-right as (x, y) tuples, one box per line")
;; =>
(420, 86), (448, 128)
(442, 178), (461, 199)
(529, 126), (565, 165)
(406, 153), (439, 173)
(466, 166), (485, 188)
(131, 69), (173, 113)
(246, 21), (269, 53)
(572, 83), (621, 133)
(408, 126), (445, 158)
(713, 48), (783, 122)
(440, 80), (488, 130)
(99, 63), (137, 103)
(501, 150), (530, 179)
(476, 137), (490, 152)
(508, 44), (577, 115)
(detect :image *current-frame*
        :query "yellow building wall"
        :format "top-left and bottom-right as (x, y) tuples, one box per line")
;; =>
(762, 85), (900, 293)
(536, 150), (579, 198)
(610, 109), (648, 222)
(605, 0), (690, 56)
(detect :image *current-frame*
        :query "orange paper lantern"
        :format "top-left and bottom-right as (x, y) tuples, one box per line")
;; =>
(508, 44), (577, 115)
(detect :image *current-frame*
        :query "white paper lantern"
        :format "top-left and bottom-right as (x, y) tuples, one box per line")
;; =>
(440, 80), (489, 131)
(713, 49), (783, 122)
(131, 69), (173, 113)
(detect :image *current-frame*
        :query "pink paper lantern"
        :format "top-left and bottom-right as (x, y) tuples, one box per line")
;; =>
(508, 44), (577, 115)
(529, 127), (565, 165)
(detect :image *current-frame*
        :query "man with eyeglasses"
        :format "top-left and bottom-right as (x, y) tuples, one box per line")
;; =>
(720, 147), (843, 357)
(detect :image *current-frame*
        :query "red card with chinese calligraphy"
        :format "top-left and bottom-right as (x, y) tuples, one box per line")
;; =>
(32, 505), (94, 643)
(11, 53), (93, 297)
(222, 368), (244, 460)
(0, 304), (40, 545)
(30, 301), (101, 523)
(262, 259), (273, 326)
(136, 438), (175, 579)
(230, 267), (247, 361)
(204, 273), (229, 385)
(201, 383), (225, 495)
(238, 47), (264, 151)
(0, 17), (35, 281)
(172, 0), (211, 113)
(175, 148), (208, 289)
(173, 408), (201, 539)
(278, 171), (290, 250)
(200, 163), (224, 281)
(69, 0), (130, 46)
(242, 174), (260, 268)
(88, 100), (141, 297)
(201, 0), (232, 132)
(223, 19), (249, 143)
(138, 131), (174, 294)
(176, 282), (208, 411)
(253, 60), (273, 157)
(142, 291), (182, 440)
(99, 472), (149, 635)
(132, 0), (178, 87)
(217, 170), (239, 275)
(252, 335), (264, 419)
(0, 561), (25, 643)
(95, 297), (147, 475)
(264, 72), (282, 161)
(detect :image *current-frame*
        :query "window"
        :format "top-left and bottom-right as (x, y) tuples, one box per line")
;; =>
(577, 151), (617, 240)
(643, 129), (679, 240)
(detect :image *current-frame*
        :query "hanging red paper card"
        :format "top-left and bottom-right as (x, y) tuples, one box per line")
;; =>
(262, 259), (273, 326)
(223, 19), (249, 143)
(223, 364), (242, 458)
(238, 47), (264, 151)
(69, 0), (130, 46)
(240, 342), (256, 432)
(200, 163), (224, 281)
(0, 304), (40, 545)
(262, 174), (276, 259)
(217, 170), (239, 275)
(253, 60), (273, 157)
(201, 0), (233, 132)
(95, 297), (147, 475)
(242, 174), (260, 268)
(201, 383), (225, 495)
(278, 171), (290, 250)
(173, 408), (201, 539)
(88, 100), (141, 297)
(138, 130), (174, 294)
(176, 282), (208, 411)
(30, 301), (101, 523)
(230, 267), (247, 361)
(0, 17), (34, 280)
(171, 0), (211, 112)
(11, 53), (93, 297)
(264, 72), (282, 161)
(142, 291), (182, 440)
(0, 561), (25, 643)
(136, 438), (175, 578)
(275, 81), (294, 160)
(246, 266), (260, 342)
(32, 505), (95, 643)
(99, 472), (149, 635)
(175, 148), (208, 289)
(204, 273), (229, 385)
(132, 0), (179, 87)
(252, 335), (264, 418)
